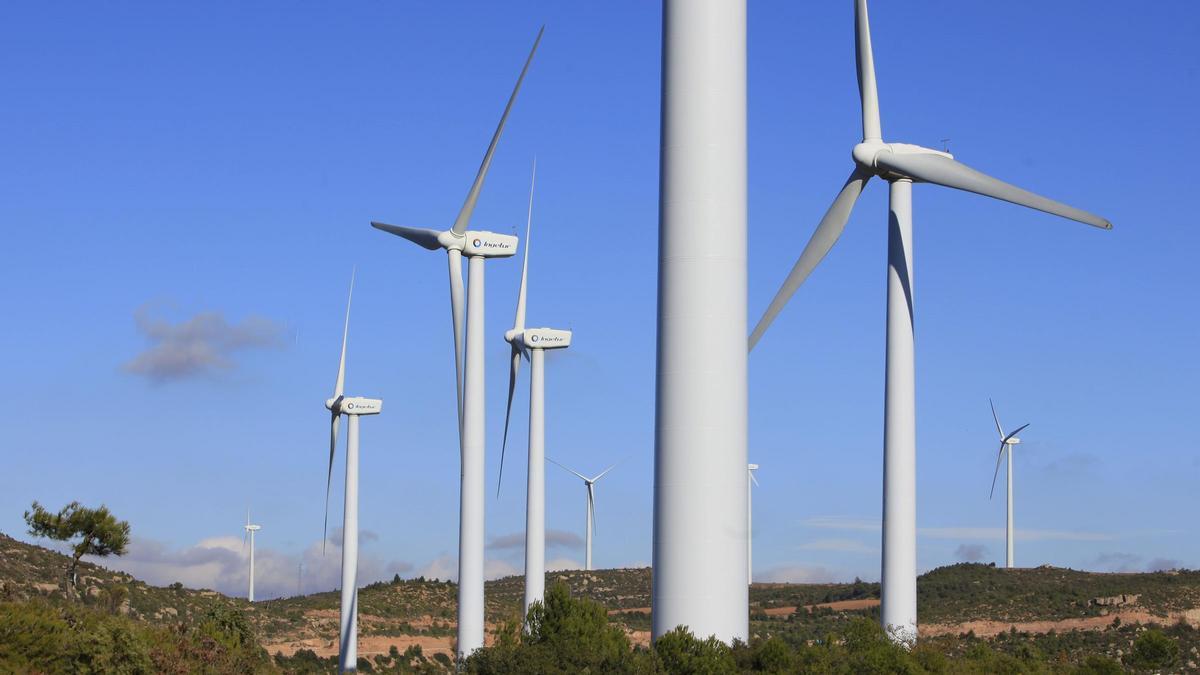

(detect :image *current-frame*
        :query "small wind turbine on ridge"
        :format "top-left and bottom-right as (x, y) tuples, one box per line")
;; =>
(988, 399), (1029, 570)
(549, 458), (616, 571)
(243, 510), (261, 602)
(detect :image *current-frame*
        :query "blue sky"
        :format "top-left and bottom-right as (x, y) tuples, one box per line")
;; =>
(1, 1), (1197, 599)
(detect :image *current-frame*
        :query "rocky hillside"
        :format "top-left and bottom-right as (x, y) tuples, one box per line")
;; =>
(4, 532), (1200, 671)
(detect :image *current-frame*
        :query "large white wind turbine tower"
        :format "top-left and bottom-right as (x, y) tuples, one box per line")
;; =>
(371, 28), (542, 657)
(243, 511), (261, 602)
(496, 160), (572, 620)
(321, 273), (383, 673)
(655, 0), (749, 644)
(988, 400), (1029, 570)
(748, 0), (1110, 646)
(747, 464), (758, 586)
(549, 459), (615, 571)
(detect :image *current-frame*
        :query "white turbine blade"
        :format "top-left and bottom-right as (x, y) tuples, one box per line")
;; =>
(370, 222), (443, 250)
(547, 457), (589, 482)
(324, 412), (340, 555)
(447, 252), (465, 436)
(749, 471), (759, 487)
(591, 463), (618, 483)
(514, 158), (535, 332)
(873, 151), (1112, 230)
(989, 442), (1005, 499)
(497, 343), (522, 498)
(451, 26), (544, 236)
(749, 168), (870, 351)
(334, 270), (354, 399)
(855, 0), (882, 141)
(1004, 423), (1030, 445)
(989, 398), (1005, 440)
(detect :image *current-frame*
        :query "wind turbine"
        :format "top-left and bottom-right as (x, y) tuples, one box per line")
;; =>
(243, 510), (261, 602)
(321, 272), (383, 673)
(548, 459), (615, 571)
(496, 160), (573, 619)
(988, 400), (1029, 570)
(747, 464), (758, 586)
(370, 27), (542, 658)
(747, 0), (1111, 646)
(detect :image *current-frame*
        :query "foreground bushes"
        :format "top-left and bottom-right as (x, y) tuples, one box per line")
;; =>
(463, 583), (1179, 674)
(0, 600), (272, 673)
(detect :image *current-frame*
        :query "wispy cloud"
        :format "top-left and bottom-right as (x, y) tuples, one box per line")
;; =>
(487, 530), (583, 551)
(803, 516), (1114, 542)
(1092, 552), (1184, 573)
(799, 538), (877, 554)
(756, 564), (839, 584)
(123, 304), (284, 382)
(955, 544), (990, 562)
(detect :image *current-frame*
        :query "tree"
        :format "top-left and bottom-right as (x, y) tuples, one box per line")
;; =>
(24, 501), (130, 589)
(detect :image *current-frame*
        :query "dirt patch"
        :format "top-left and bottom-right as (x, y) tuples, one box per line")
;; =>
(761, 598), (881, 617)
(923, 608), (1200, 639)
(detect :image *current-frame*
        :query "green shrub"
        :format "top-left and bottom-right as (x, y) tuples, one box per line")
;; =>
(1125, 628), (1179, 670)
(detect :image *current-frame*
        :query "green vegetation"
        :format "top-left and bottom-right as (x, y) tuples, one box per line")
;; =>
(3, 531), (1200, 673)
(24, 501), (130, 590)
(0, 599), (272, 673)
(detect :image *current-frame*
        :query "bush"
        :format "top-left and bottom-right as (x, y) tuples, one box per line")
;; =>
(653, 627), (736, 674)
(1125, 628), (1179, 670)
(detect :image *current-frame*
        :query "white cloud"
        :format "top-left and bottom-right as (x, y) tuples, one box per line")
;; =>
(547, 558), (582, 572)
(86, 533), (411, 600)
(123, 305), (284, 382)
(414, 555), (457, 582)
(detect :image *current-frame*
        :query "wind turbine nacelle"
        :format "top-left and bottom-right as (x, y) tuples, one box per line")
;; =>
(853, 142), (953, 179)
(245, 525), (261, 532)
(342, 397), (383, 415)
(1006, 437), (1021, 445)
(464, 231), (518, 258)
(524, 328), (571, 349)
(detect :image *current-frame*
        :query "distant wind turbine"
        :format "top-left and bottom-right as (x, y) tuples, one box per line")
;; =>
(321, 271), (383, 673)
(243, 510), (261, 602)
(497, 160), (573, 619)
(747, 464), (758, 585)
(988, 400), (1029, 570)
(370, 27), (543, 658)
(549, 458), (615, 571)
(747, 0), (1110, 646)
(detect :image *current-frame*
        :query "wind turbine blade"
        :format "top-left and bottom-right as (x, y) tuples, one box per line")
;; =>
(1004, 423), (1030, 445)
(334, 270), (354, 399)
(447, 252), (466, 437)
(989, 443), (1005, 499)
(749, 168), (870, 351)
(855, 0), (882, 141)
(989, 398), (1005, 440)
(514, 158), (535, 331)
(749, 471), (759, 487)
(497, 343), (522, 498)
(547, 457), (589, 482)
(591, 463), (618, 482)
(370, 222), (443, 251)
(324, 412), (340, 555)
(451, 26), (544, 236)
(873, 151), (1112, 230)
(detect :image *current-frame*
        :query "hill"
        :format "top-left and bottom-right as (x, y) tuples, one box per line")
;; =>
(3, 532), (1199, 672)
